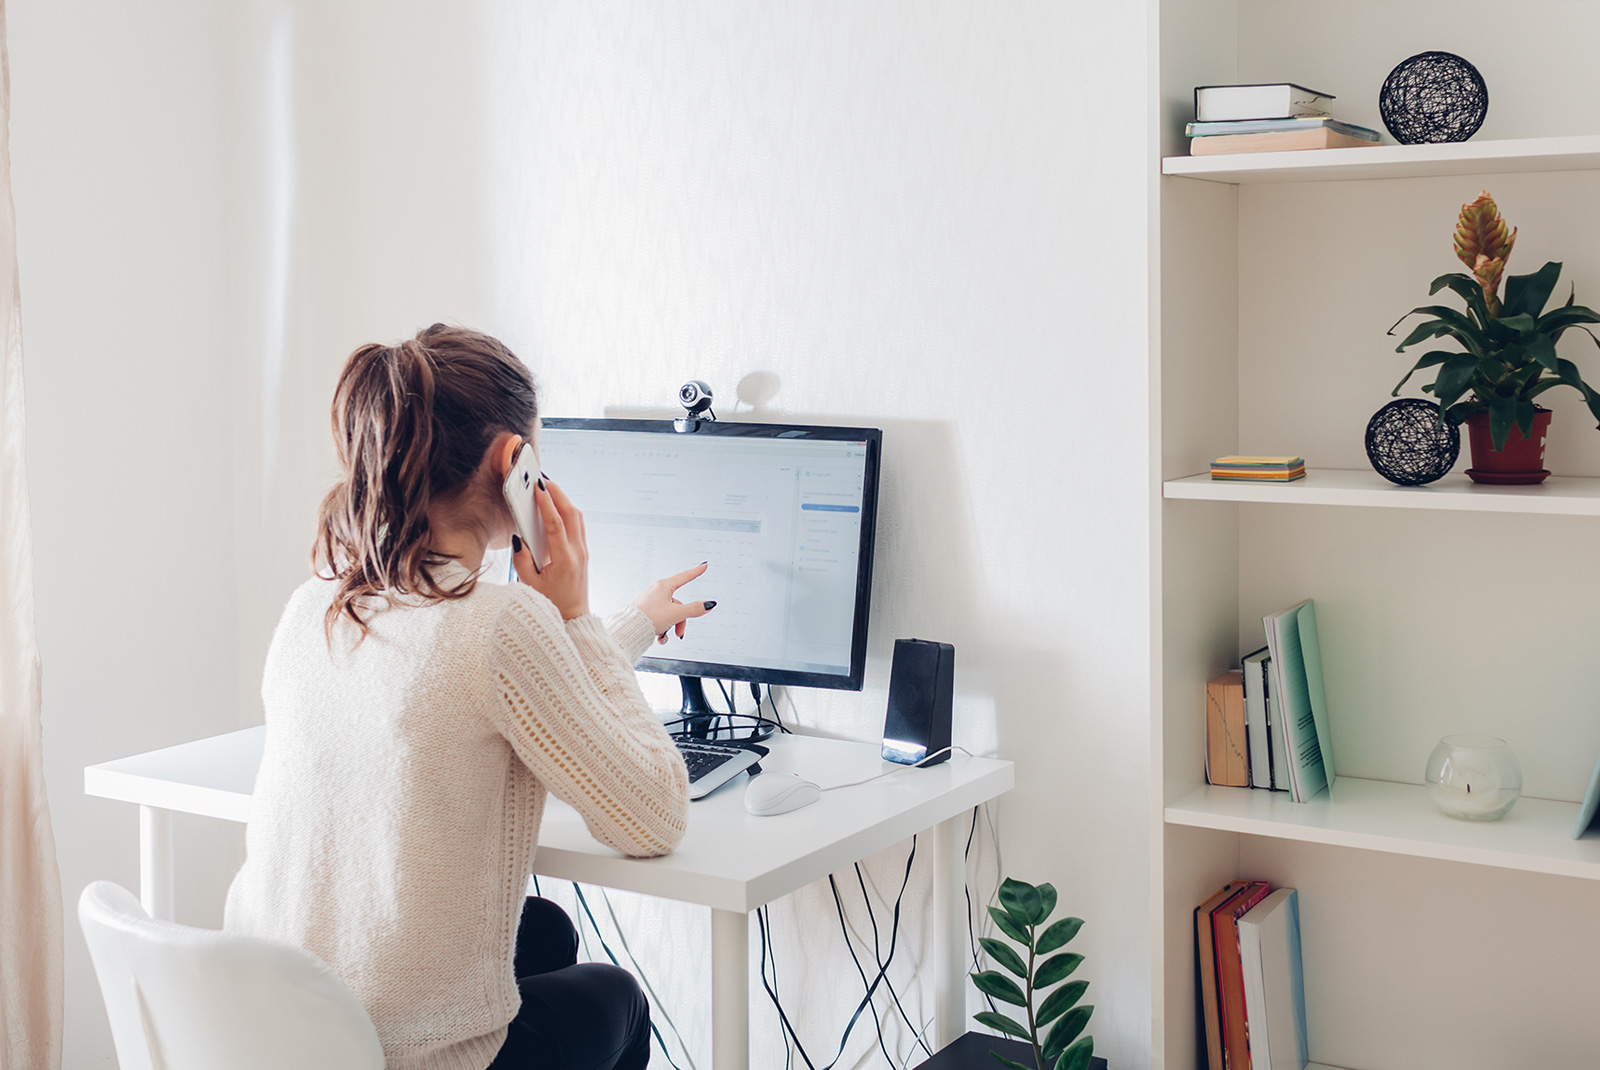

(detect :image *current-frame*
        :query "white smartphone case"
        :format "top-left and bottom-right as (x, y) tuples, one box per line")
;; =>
(501, 443), (553, 571)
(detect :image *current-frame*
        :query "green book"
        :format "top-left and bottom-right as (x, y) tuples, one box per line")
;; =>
(1262, 599), (1335, 803)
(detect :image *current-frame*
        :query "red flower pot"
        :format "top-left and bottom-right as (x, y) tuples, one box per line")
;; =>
(1465, 409), (1551, 485)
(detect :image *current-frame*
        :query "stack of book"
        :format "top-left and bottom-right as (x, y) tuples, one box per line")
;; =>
(1210, 456), (1306, 482)
(1189, 83), (1381, 156)
(1205, 600), (1336, 802)
(1196, 882), (1309, 1070)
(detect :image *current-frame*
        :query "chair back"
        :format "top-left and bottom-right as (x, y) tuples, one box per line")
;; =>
(78, 881), (384, 1070)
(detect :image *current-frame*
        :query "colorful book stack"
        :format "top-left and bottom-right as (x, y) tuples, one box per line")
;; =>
(1204, 600), (1335, 802)
(1189, 83), (1381, 156)
(1210, 456), (1306, 482)
(1196, 882), (1309, 1070)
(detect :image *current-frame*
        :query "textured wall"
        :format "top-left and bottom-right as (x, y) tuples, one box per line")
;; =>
(10, 1), (242, 1066)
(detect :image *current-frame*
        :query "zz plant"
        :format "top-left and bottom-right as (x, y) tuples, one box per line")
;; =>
(970, 877), (1094, 1070)
(1391, 190), (1600, 450)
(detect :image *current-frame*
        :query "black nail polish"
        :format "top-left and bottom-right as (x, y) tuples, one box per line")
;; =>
(537, 477), (545, 490)
(703, 600), (717, 611)
(512, 534), (522, 553)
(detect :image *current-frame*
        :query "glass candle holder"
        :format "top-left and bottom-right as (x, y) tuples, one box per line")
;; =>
(1425, 735), (1521, 821)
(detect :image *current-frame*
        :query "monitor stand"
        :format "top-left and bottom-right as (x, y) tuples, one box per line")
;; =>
(678, 676), (720, 739)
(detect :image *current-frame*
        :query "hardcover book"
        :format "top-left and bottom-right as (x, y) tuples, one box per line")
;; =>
(1214, 881), (1272, 1070)
(1195, 83), (1334, 123)
(1206, 670), (1249, 788)
(1239, 888), (1310, 1070)
(1263, 600), (1335, 802)
(1196, 881), (1251, 1070)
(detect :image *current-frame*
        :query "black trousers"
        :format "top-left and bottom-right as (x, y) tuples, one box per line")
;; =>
(486, 897), (652, 1070)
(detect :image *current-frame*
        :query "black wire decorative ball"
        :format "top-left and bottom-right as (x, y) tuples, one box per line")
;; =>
(1366, 398), (1460, 486)
(1379, 51), (1488, 144)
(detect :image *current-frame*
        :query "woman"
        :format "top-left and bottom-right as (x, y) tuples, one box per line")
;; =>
(225, 324), (705, 1070)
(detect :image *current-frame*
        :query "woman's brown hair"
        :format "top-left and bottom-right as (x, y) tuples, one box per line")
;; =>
(314, 324), (538, 640)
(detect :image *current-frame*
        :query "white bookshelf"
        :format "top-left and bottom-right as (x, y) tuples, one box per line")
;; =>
(1161, 133), (1600, 185)
(1153, 4), (1600, 1068)
(1162, 469), (1600, 515)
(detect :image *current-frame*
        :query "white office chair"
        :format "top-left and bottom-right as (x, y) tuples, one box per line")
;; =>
(78, 881), (385, 1070)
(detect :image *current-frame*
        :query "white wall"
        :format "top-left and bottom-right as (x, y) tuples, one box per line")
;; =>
(10, 1), (243, 1066)
(20, 2), (1155, 1066)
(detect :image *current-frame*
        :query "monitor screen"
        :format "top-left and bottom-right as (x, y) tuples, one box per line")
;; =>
(537, 418), (881, 690)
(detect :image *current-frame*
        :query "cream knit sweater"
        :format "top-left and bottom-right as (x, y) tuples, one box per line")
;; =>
(223, 563), (690, 1070)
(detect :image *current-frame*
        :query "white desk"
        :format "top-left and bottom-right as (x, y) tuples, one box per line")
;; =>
(85, 729), (1013, 1070)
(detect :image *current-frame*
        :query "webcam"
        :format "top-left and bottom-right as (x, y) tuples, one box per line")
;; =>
(679, 380), (714, 416)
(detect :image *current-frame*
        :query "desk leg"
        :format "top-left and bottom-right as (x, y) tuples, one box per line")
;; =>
(711, 907), (749, 1070)
(139, 805), (175, 921)
(932, 814), (966, 1051)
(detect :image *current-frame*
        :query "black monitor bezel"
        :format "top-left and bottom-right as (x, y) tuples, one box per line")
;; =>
(539, 417), (882, 692)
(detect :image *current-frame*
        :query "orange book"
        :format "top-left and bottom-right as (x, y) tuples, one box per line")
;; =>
(1196, 881), (1250, 1070)
(1206, 671), (1248, 787)
(1214, 881), (1271, 1070)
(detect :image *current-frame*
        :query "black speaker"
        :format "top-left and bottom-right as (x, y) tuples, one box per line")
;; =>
(882, 639), (954, 765)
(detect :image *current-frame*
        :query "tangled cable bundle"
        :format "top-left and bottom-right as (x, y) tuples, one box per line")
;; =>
(1379, 51), (1489, 144)
(1366, 398), (1461, 486)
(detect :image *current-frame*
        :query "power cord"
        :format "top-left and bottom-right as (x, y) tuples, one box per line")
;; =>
(759, 836), (921, 1070)
(819, 746), (976, 792)
(567, 883), (692, 1070)
(597, 888), (700, 1070)
(851, 861), (935, 1061)
(965, 805), (998, 1015)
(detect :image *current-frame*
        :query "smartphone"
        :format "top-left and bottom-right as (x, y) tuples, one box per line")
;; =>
(501, 443), (553, 572)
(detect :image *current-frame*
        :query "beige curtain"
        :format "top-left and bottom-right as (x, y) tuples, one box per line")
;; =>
(0, 0), (63, 1066)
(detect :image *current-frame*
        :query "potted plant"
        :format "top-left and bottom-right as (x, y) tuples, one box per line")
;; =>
(1391, 190), (1600, 484)
(967, 877), (1098, 1070)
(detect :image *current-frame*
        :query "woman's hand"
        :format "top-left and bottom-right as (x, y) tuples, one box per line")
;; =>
(634, 563), (716, 644)
(511, 478), (590, 620)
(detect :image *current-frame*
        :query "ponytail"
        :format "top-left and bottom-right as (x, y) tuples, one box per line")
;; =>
(314, 325), (538, 641)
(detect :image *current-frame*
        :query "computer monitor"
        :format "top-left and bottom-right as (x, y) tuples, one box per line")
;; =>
(537, 418), (882, 716)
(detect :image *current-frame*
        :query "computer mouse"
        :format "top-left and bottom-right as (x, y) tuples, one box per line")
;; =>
(743, 772), (822, 816)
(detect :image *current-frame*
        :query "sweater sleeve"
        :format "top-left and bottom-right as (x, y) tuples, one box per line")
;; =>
(488, 590), (690, 858)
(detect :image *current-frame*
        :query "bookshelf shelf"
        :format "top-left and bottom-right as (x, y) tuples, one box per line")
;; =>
(1167, 778), (1600, 882)
(1162, 469), (1600, 515)
(1161, 134), (1600, 184)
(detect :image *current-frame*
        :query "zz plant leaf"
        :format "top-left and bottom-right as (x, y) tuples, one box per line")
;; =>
(970, 877), (1094, 1070)
(1392, 190), (1600, 450)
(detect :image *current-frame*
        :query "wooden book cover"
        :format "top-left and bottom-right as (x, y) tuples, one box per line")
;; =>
(1206, 671), (1248, 787)
(1190, 128), (1380, 156)
(1213, 881), (1271, 1070)
(1196, 881), (1250, 1070)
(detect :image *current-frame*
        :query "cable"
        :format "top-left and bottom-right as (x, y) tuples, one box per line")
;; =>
(661, 712), (783, 744)
(759, 839), (920, 1070)
(964, 806), (997, 1015)
(759, 905), (795, 1070)
(758, 905), (818, 1070)
(820, 746), (976, 792)
(568, 884), (689, 1070)
(852, 861), (935, 1060)
(597, 889), (700, 1070)
(827, 873), (898, 1068)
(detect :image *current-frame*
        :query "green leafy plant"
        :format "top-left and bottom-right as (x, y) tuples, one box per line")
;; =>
(970, 877), (1093, 1070)
(1391, 190), (1600, 450)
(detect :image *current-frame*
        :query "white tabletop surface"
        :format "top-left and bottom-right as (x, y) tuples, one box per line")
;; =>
(85, 727), (1013, 913)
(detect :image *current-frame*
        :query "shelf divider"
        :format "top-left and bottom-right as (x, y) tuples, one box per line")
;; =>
(1166, 777), (1600, 881)
(1161, 133), (1600, 184)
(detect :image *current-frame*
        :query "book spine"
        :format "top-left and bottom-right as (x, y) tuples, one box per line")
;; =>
(1214, 883), (1270, 1070)
(1244, 660), (1270, 790)
(1207, 672), (1249, 787)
